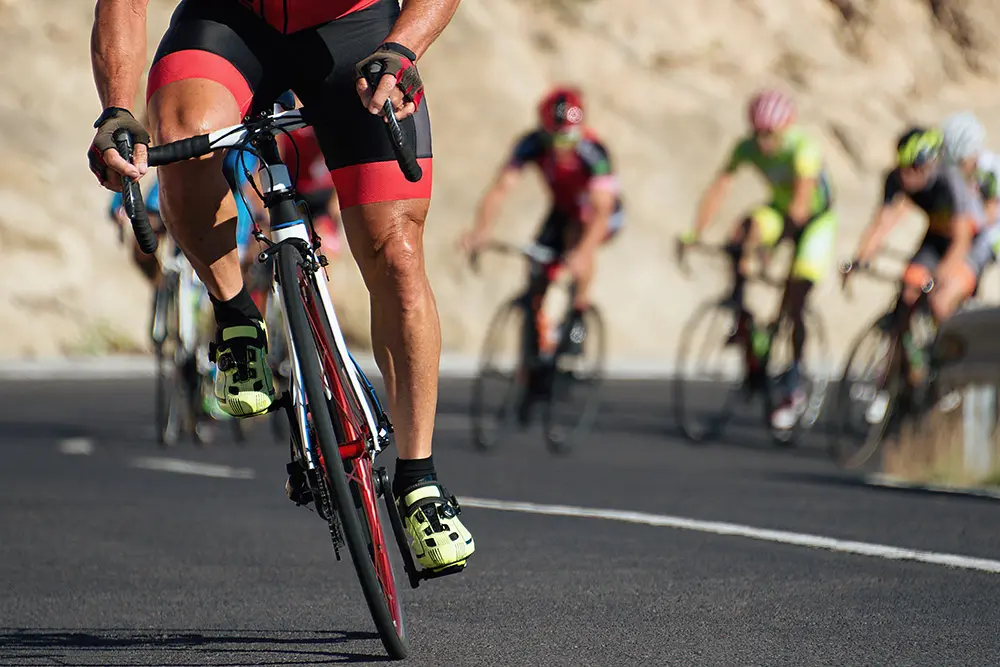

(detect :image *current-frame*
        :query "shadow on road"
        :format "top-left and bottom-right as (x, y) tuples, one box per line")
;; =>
(760, 470), (1000, 505)
(0, 628), (387, 665)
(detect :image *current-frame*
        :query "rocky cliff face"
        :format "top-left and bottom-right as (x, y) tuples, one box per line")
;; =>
(2, 0), (999, 359)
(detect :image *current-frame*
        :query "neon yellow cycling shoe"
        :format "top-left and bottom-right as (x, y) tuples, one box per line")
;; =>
(212, 320), (275, 418)
(396, 482), (474, 572)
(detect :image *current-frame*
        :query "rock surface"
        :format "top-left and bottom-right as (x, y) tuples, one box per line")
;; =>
(3, 0), (1000, 362)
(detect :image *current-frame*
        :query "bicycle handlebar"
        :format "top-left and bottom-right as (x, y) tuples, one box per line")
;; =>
(148, 97), (421, 184)
(113, 129), (158, 255)
(676, 240), (784, 289)
(839, 258), (934, 299)
(469, 240), (557, 273)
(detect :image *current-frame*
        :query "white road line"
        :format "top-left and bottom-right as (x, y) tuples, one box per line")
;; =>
(57, 438), (94, 456)
(131, 457), (255, 480)
(461, 496), (1000, 575)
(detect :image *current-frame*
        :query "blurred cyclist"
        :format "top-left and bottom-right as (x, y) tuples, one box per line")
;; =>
(681, 89), (837, 430)
(850, 119), (988, 329)
(461, 86), (623, 333)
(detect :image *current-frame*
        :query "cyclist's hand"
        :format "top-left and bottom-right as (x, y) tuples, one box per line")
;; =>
(459, 230), (484, 256)
(676, 229), (697, 262)
(355, 43), (423, 120)
(88, 107), (149, 191)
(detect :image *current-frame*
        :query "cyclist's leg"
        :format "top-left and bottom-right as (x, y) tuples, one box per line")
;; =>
(295, 0), (471, 570)
(900, 235), (945, 326)
(146, 1), (281, 417)
(729, 204), (783, 306)
(563, 209), (623, 311)
(784, 209), (837, 375)
(528, 209), (566, 357)
(930, 234), (986, 321)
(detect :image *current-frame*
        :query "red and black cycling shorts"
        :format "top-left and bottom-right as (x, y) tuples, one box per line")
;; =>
(146, 0), (432, 208)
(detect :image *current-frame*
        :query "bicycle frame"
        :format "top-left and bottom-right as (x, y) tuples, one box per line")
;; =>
(246, 115), (383, 461)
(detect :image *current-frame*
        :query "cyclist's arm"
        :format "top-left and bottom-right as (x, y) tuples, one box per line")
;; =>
(471, 165), (522, 241)
(854, 170), (908, 263)
(939, 168), (982, 272)
(91, 0), (149, 110)
(693, 141), (747, 237)
(385, 0), (462, 59)
(855, 199), (907, 264)
(578, 184), (616, 256)
(692, 172), (733, 237)
(939, 213), (976, 272)
(788, 139), (823, 226)
(787, 176), (817, 227)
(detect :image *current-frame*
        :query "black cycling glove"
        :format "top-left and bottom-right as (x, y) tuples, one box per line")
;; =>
(355, 42), (424, 109)
(88, 107), (150, 182)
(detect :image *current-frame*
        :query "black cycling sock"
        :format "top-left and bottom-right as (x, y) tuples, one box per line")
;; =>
(393, 456), (437, 498)
(211, 286), (262, 328)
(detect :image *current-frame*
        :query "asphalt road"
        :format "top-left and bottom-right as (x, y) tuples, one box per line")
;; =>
(2, 377), (1000, 666)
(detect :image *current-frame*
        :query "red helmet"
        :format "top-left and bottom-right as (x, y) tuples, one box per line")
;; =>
(538, 87), (585, 133)
(748, 89), (795, 133)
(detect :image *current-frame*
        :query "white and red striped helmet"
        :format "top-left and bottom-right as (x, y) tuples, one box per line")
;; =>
(747, 90), (795, 133)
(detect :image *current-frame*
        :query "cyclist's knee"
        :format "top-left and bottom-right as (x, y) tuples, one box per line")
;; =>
(901, 282), (922, 306)
(149, 81), (242, 145)
(359, 213), (429, 306)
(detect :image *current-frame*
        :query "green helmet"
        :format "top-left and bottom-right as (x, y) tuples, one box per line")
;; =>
(896, 127), (943, 168)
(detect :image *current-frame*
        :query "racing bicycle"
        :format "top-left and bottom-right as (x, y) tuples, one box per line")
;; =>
(469, 240), (605, 455)
(829, 260), (938, 469)
(115, 81), (450, 659)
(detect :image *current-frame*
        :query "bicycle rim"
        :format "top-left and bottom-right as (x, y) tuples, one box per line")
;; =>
(471, 299), (527, 450)
(673, 302), (745, 443)
(831, 318), (899, 469)
(276, 245), (408, 660)
(542, 305), (606, 454)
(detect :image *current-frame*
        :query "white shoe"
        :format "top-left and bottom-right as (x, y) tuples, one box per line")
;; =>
(771, 389), (807, 430)
(865, 391), (891, 424)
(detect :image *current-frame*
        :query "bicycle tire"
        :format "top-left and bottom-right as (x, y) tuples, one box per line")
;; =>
(673, 300), (746, 443)
(829, 314), (900, 469)
(470, 298), (529, 451)
(276, 245), (408, 660)
(154, 281), (180, 448)
(542, 304), (606, 455)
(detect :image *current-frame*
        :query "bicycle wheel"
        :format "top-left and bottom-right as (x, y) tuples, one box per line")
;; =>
(470, 298), (530, 451)
(764, 307), (832, 446)
(276, 245), (408, 660)
(153, 281), (181, 448)
(829, 313), (900, 469)
(673, 300), (746, 442)
(542, 305), (606, 455)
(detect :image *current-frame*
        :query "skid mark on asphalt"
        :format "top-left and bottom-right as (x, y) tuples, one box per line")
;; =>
(463, 497), (1000, 574)
(131, 457), (256, 479)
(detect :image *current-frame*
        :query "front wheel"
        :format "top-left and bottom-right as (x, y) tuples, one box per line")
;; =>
(276, 245), (408, 660)
(829, 313), (900, 469)
(470, 298), (531, 451)
(673, 300), (746, 443)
